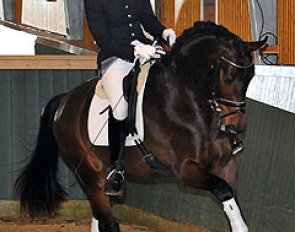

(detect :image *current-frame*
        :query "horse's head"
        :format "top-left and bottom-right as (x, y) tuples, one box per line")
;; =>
(170, 21), (266, 135)
(211, 37), (266, 134)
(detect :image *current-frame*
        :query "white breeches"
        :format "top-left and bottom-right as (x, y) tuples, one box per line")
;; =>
(101, 58), (135, 120)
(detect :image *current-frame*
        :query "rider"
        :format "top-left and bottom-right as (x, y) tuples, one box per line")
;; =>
(84, 0), (176, 196)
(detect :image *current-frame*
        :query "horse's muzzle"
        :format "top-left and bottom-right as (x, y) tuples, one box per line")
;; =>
(226, 124), (239, 135)
(226, 118), (246, 134)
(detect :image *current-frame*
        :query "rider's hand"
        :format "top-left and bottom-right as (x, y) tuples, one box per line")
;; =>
(134, 44), (157, 60)
(162, 28), (176, 47)
(133, 43), (166, 60)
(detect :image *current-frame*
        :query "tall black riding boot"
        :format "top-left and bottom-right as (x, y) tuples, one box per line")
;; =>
(104, 112), (127, 196)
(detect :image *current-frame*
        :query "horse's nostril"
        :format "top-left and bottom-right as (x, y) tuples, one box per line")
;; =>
(226, 125), (238, 135)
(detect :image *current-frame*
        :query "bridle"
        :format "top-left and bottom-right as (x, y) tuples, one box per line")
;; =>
(208, 56), (253, 130)
(220, 56), (253, 69)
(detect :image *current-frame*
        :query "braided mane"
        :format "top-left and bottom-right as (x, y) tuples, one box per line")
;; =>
(170, 21), (242, 56)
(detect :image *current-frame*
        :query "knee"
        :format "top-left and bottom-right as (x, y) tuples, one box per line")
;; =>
(112, 99), (128, 121)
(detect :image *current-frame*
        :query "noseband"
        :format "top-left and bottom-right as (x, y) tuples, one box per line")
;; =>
(209, 56), (253, 118)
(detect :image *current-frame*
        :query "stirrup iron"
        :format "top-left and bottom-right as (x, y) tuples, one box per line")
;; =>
(104, 169), (125, 196)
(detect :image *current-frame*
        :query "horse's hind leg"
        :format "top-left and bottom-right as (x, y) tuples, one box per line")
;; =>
(73, 154), (120, 232)
(208, 174), (248, 232)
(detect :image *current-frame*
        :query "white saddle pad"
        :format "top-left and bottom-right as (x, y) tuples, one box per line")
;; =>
(87, 62), (150, 146)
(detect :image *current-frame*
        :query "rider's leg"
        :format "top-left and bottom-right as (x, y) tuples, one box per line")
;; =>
(101, 58), (135, 196)
(101, 58), (134, 120)
(104, 110), (126, 196)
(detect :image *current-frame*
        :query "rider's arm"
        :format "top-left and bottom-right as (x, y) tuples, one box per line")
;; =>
(139, 0), (166, 39)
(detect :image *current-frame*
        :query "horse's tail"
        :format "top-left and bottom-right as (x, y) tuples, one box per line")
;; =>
(15, 93), (67, 216)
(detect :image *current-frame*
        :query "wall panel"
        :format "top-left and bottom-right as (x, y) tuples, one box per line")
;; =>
(0, 69), (96, 200)
(161, 0), (251, 40)
(2, 0), (14, 21)
(247, 65), (295, 114)
(0, 0), (4, 19)
(0, 71), (12, 198)
(22, 0), (67, 35)
(278, 0), (295, 64)
(218, 0), (252, 41)
(160, 0), (175, 30)
(161, 0), (200, 35)
(175, 0), (200, 35)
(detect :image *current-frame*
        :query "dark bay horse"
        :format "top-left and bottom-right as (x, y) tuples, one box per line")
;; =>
(15, 21), (266, 232)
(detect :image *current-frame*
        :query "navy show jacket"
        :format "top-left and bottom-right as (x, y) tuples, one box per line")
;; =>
(84, 0), (166, 63)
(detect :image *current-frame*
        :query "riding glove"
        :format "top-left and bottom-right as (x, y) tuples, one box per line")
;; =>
(162, 28), (176, 46)
(133, 42), (166, 61)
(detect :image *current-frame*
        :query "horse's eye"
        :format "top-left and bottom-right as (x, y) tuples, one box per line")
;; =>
(224, 74), (233, 84)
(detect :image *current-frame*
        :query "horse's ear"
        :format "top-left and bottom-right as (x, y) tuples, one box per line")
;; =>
(246, 37), (268, 52)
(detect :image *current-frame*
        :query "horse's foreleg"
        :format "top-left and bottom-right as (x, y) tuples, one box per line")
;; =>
(75, 156), (120, 232)
(223, 198), (248, 232)
(91, 217), (99, 232)
(208, 174), (248, 232)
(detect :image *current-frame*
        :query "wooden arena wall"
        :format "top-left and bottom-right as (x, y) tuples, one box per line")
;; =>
(0, 57), (97, 200)
(0, 57), (294, 231)
(218, 0), (252, 41)
(277, 0), (295, 64)
(3, 1), (295, 63)
(160, 0), (251, 42)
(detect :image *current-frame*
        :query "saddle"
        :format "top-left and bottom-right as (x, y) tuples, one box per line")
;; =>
(90, 60), (172, 176)
(95, 59), (145, 135)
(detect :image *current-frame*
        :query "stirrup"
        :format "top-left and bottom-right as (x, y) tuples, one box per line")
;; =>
(104, 169), (125, 196)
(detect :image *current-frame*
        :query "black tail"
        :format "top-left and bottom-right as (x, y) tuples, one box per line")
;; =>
(15, 93), (67, 216)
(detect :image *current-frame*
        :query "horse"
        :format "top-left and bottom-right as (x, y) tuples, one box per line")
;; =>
(15, 21), (266, 232)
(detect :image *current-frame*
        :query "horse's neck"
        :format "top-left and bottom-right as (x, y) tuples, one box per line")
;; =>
(145, 66), (211, 129)
(147, 62), (211, 105)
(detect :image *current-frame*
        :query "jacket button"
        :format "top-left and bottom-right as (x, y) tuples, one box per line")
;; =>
(131, 33), (135, 36)
(129, 23), (133, 27)
(128, 14), (132, 18)
(125, 5), (129, 9)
